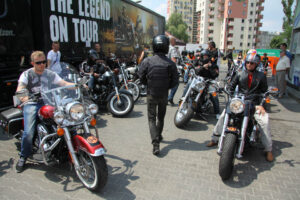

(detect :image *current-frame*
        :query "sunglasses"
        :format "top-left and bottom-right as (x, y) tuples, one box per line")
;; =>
(35, 60), (47, 65)
(246, 61), (256, 65)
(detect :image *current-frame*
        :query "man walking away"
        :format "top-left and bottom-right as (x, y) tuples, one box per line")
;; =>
(138, 35), (179, 156)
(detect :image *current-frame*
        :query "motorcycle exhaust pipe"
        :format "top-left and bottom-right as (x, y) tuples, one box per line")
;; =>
(236, 116), (249, 158)
(217, 113), (229, 155)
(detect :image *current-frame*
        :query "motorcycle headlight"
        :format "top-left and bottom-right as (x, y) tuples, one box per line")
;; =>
(54, 111), (65, 124)
(192, 78), (205, 91)
(88, 104), (98, 115)
(66, 103), (85, 121)
(230, 99), (245, 114)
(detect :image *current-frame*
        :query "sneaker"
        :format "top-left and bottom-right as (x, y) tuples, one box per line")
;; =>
(216, 114), (220, 120)
(16, 157), (26, 173)
(152, 144), (160, 156)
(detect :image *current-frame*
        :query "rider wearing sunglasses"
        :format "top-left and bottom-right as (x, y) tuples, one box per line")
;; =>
(207, 52), (274, 162)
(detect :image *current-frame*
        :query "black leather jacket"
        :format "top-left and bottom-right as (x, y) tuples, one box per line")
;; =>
(229, 70), (268, 104)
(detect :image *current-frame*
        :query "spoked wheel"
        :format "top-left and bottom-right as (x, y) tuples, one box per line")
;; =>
(121, 82), (140, 102)
(174, 101), (194, 128)
(75, 150), (108, 191)
(107, 93), (134, 117)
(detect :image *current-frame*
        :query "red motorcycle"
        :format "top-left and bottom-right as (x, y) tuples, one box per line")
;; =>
(0, 64), (108, 191)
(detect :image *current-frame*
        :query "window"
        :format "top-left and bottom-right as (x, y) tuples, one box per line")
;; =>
(247, 43), (250, 47)
(248, 35), (251, 39)
(228, 9), (232, 14)
(251, 3), (254, 7)
(240, 34), (244, 39)
(249, 19), (252, 23)
(240, 42), (243, 47)
(243, 3), (246, 7)
(249, 27), (252, 31)
(250, 11), (253, 15)
(228, 1), (232, 6)
(242, 19), (244, 23)
(241, 27), (244, 31)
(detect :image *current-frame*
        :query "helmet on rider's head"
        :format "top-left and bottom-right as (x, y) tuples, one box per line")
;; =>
(201, 49), (210, 57)
(87, 49), (99, 65)
(152, 35), (169, 54)
(245, 52), (260, 65)
(247, 49), (257, 55)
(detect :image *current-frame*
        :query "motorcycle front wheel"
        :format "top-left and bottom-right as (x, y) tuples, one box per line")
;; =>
(174, 101), (194, 128)
(107, 92), (134, 117)
(75, 150), (108, 191)
(121, 82), (140, 102)
(219, 133), (237, 180)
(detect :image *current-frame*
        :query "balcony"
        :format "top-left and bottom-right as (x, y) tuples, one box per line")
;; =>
(218, 6), (224, 12)
(208, 11), (214, 16)
(227, 37), (233, 41)
(208, 26), (214, 30)
(218, 0), (225, 4)
(208, 33), (214, 37)
(209, 3), (214, 8)
(228, 29), (234, 34)
(218, 13), (223, 19)
(257, 31), (262, 35)
(258, 14), (263, 19)
(227, 45), (233, 49)
(208, 18), (214, 23)
(258, 6), (264, 11)
(260, 0), (265, 3)
(258, 22), (262, 27)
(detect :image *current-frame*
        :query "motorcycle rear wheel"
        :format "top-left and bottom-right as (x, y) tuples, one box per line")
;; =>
(75, 150), (108, 191)
(219, 133), (237, 180)
(174, 102), (194, 128)
(107, 93), (134, 117)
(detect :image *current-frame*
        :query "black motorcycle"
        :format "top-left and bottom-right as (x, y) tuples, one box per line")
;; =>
(217, 86), (277, 180)
(88, 67), (134, 117)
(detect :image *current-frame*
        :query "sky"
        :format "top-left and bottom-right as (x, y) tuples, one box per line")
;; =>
(138, 0), (288, 33)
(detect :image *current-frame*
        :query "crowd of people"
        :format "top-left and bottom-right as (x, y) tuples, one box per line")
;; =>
(15, 35), (292, 172)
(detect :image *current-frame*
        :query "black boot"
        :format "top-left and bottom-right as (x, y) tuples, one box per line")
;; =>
(152, 143), (160, 156)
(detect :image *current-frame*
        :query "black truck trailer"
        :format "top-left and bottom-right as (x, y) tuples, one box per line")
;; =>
(0, 0), (165, 110)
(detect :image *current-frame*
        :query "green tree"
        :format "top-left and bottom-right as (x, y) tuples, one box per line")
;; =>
(269, 35), (284, 49)
(166, 13), (189, 43)
(281, 0), (295, 45)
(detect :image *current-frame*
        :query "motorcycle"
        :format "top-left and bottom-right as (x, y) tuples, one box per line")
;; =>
(217, 86), (277, 180)
(118, 62), (140, 102)
(0, 64), (108, 191)
(174, 70), (220, 128)
(88, 66), (134, 117)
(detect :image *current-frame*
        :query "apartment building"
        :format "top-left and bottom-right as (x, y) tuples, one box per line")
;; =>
(167, 0), (195, 43)
(196, 0), (265, 51)
(257, 31), (280, 49)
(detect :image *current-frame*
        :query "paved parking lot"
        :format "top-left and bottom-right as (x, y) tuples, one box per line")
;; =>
(1, 67), (300, 200)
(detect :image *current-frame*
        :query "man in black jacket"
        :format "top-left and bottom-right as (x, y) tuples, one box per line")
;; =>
(206, 52), (273, 162)
(138, 35), (179, 155)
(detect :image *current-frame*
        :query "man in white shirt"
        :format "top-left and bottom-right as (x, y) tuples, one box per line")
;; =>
(47, 41), (61, 75)
(276, 50), (290, 98)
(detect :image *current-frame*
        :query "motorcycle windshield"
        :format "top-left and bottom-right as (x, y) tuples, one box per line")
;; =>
(40, 62), (81, 107)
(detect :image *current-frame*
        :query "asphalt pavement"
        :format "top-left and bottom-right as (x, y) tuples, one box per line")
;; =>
(0, 64), (300, 200)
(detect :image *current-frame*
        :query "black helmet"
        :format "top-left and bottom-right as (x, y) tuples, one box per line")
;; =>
(152, 35), (169, 54)
(88, 49), (99, 61)
(201, 49), (209, 57)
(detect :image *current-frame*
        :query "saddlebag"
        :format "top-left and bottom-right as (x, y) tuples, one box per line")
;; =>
(0, 108), (23, 135)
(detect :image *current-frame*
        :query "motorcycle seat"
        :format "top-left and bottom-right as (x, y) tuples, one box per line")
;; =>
(0, 108), (23, 121)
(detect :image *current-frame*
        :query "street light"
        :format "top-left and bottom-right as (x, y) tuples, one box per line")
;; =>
(133, 0), (142, 3)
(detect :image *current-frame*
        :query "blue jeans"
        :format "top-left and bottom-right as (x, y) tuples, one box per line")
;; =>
(168, 83), (179, 101)
(88, 75), (95, 89)
(183, 69), (189, 83)
(21, 103), (43, 158)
